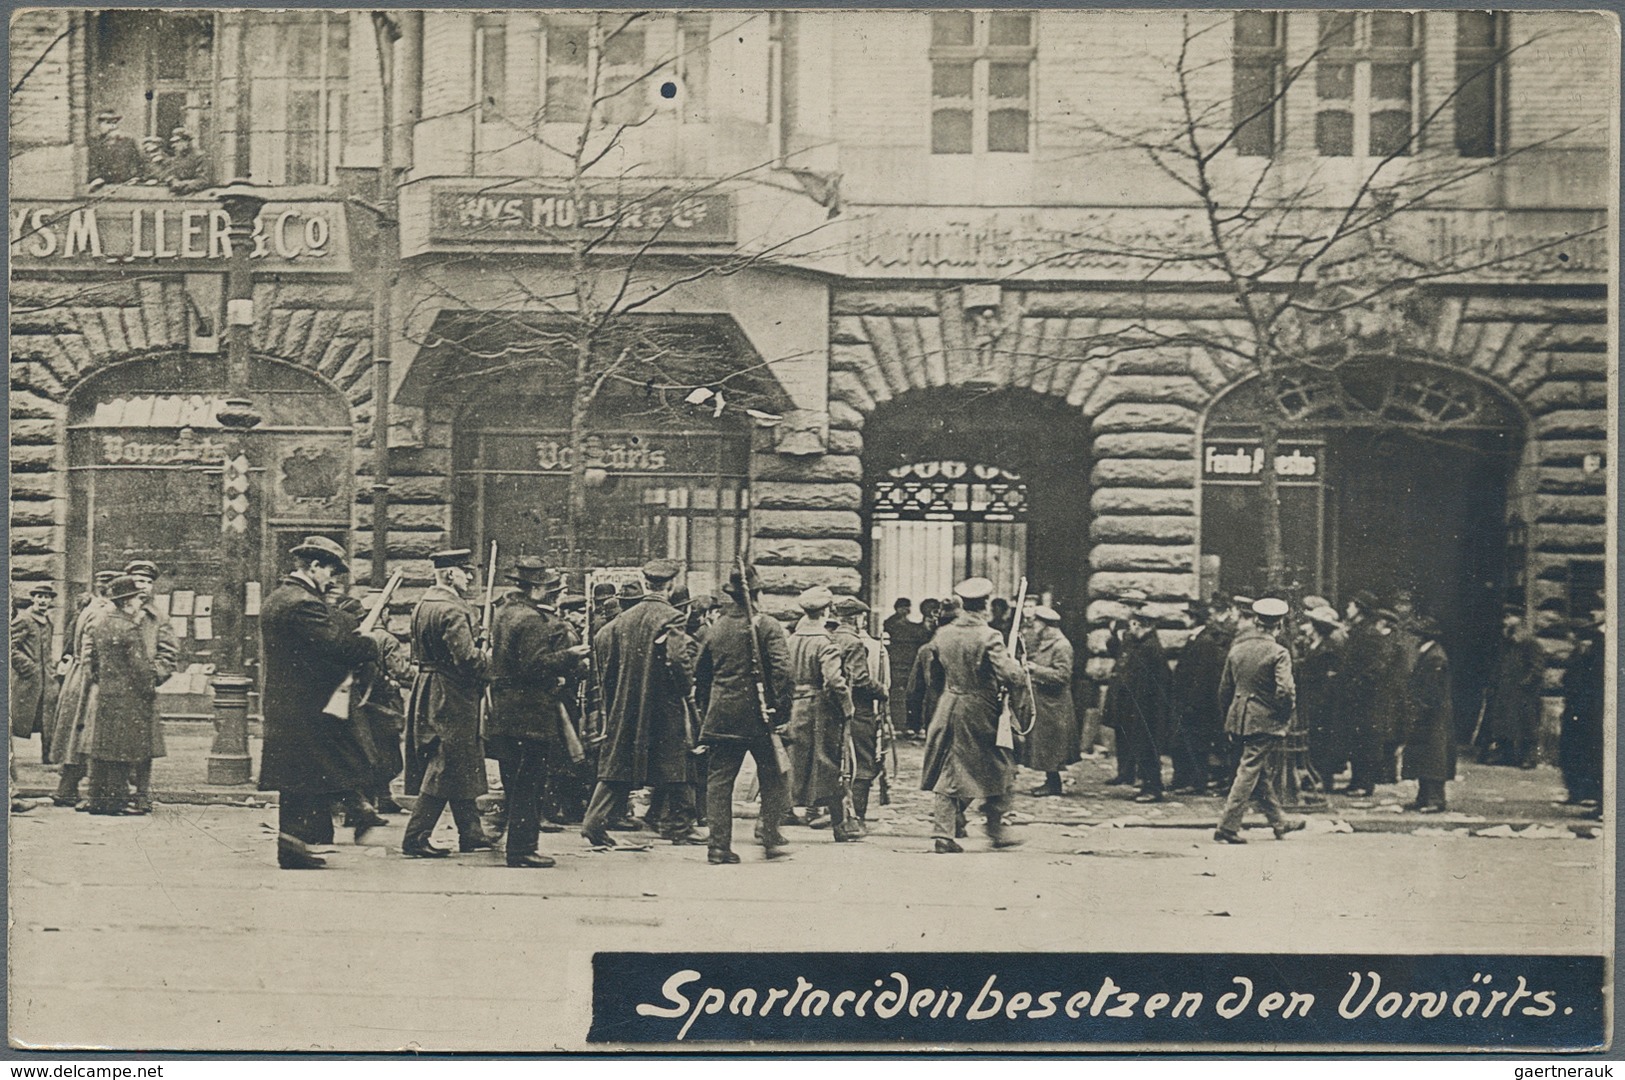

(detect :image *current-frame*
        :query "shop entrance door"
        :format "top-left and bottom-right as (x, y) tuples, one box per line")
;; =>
(870, 465), (1029, 612)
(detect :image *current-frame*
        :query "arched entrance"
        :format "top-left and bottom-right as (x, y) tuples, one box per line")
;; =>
(1199, 360), (1526, 735)
(862, 387), (1092, 622)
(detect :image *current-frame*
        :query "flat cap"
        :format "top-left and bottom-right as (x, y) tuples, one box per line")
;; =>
(1306, 606), (1343, 630)
(1033, 605), (1062, 624)
(105, 575), (144, 603)
(618, 580), (646, 603)
(641, 559), (681, 583)
(559, 592), (588, 611)
(954, 577), (995, 601)
(291, 536), (349, 572)
(123, 560), (159, 579)
(28, 584), (57, 597)
(94, 570), (123, 584)
(1252, 597), (1290, 620)
(429, 548), (474, 569)
(798, 585), (835, 612)
(834, 596), (869, 616)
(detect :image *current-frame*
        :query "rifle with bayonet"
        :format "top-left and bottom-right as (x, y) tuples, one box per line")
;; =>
(579, 576), (605, 747)
(995, 576), (1036, 750)
(737, 556), (792, 777)
(477, 541), (497, 734)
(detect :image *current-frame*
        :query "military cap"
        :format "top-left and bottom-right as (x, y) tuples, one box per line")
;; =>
(798, 585), (835, 612)
(1350, 589), (1380, 610)
(1231, 594), (1255, 610)
(559, 592), (588, 611)
(641, 558), (681, 583)
(1306, 606), (1343, 630)
(123, 560), (159, 579)
(1374, 607), (1401, 625)
(94, 570), (122, 585)
(954, 577), (995, 601)
(507, 556), (562, 591)
(618, 580), (646, 603)
(834, 596), (869, 616)
(723, 567), (761, 598)
(105, 576), (144, 604)
(429, 548), (474, 570)
(291, 536), (350, 573)
(1252, 597), (1290, 620)
(1033, 605), (1062, 624)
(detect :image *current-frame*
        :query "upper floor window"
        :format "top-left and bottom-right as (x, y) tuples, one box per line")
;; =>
(475, 14), (508, 124)
(543, 16), (650, 128)
(929, 11), (1035, 154)
(676, 14), (711, 124)
(87, 12), (216, 189)
(1232, 12), (1284, 156)
(1314, 11), (1419, 158)
(249, 12), (350, 185)
(1454, 11), (1505, 157)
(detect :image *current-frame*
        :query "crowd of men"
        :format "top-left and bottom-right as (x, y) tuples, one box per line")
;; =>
(87, 109), (211, 193)
(11, 542), (1608, 866)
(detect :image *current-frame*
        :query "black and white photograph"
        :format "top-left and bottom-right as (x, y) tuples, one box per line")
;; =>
(6, 5), (1616, 1054)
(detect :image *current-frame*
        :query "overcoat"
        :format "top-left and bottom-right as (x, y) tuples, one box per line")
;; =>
(595, 597), (692, 787)
(354, 627), (412, 782)
(258, 575), (378, 794)
(906, 636), (946, 733)
(785, 615), (853, 805)
(88, 608), (159, 763)
(694, 602), (793, 743)
(1105, 629), (1173, 756)
(10, 609), (55, 740)
(48, 597), (111, 765)
(919, 611), (1025, 800)
(832, 625), (886, 782)
(1559, 628), (1604, 796)
(1016, 625), (1078, 772)
(1341, 620), (1406, 760)
(1298, 633), (1346, 776)
(1171, 621), (1232, 757)
(405, 584), (489, 800)
(133, 604), (177, 758)
(1218, 627), (1296, 738)
(1484, 626), (1542, 745)
(487, 594), (578, 747)
(883, 613), (930, 731)
(1402, 641), (1455, 782)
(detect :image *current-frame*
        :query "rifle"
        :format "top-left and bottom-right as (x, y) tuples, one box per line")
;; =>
(477, 541), (497, 733)
(995, 576), (1035, 750)
(578, 582), (605, 747)
(737, 555), (792, 777)
(655, 616), (707, 757)
(872, 632), (897, 806)
(322, 569), (406, 720)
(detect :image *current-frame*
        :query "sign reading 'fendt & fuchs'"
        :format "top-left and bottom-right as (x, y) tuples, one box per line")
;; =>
(8, 201), (350, 270)
(430, 187), (735, 245)
(1203, 443), (1321, 480)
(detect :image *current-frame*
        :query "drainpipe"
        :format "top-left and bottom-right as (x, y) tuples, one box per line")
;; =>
(369, 11), (402, 587)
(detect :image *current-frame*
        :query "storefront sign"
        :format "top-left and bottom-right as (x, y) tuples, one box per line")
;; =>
(1203, 443), (1320, 479)
(473, 431), (747, 477)
(100, 430), (229, 466)
(429, 187), (734, 245)
(8, 200), (350, 270)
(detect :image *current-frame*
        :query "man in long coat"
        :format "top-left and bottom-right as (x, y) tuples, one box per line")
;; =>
(403, 548), (492, 857)
(784, 586), (860, 841)
(1481, 606), (1544, 768)
(86, 577), (161, 815)
(1402, 616), (1455, 813)
(487, 558), (588, 868)
(1559, 614), (1604, 812)
(883, 599), (930, 737)
(123, 561), (177, 813)
(581, 560), (697, 847)
(1107, 605), (1173, 803)
(920, 577), (1027, 853)
(1214, 599), (1304, 842)
(11, 583), (58, 761)
(1339, 590), (1385, 796)
(1298, 606), (1347, 793)
(694, 565), (795, 863)
(906, 601), (957, 735)
(830, 596), (887, 826)
(258, 538), (379, 868)
(1017, 605), (1077, 796)
(1170, 598), (1234, 794)
(48, 571), (121, 806)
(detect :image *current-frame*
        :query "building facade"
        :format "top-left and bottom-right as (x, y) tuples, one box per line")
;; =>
(10, 10), (1612, 743)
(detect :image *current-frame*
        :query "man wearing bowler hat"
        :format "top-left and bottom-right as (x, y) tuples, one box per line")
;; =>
(403, 549), (494, 857)
(582, 559), (700, 847)
(1214, 598), (1305, 843)
(258, 537), (379, 868)
(486, 557), (589, 868)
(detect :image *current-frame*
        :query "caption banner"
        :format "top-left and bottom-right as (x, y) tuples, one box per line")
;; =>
(589, 952), (1606, 1047)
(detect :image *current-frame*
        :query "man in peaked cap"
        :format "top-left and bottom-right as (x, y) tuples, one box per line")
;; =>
(119, 561), (176, 812)
(1017, 605), (1079, 798)
(1338, 587), (1385, 796)
(1214, 598), (1304, 843)
(1172, 594), (1238, 795)
(487, 558), (589, 868)
(1481, 602), (1543, 769)
(828, 596), (887, 827)
(919, 577), (1027, 852)
(47, 571), (124, 805)
(583, 558), (701, 847)
(402, 548), (494, 858)
(1402, 616), (1455, 813)
(88, 109), (142, 187)
(783, 585), (860, 839)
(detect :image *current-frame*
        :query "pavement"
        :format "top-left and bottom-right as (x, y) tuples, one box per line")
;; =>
(6, 732), (1608, 1052)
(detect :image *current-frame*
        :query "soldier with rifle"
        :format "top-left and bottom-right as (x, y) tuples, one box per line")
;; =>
(830, 597), (889, 826)
(785, 586), (862, 841)
(693, 563), (794, 864)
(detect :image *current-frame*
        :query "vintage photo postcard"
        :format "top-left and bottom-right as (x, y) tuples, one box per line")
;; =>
(7, 5), (1616, 1053)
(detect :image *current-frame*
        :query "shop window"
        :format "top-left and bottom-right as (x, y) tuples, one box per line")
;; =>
(1314, 11), (1418, 158)
(1454, 11), (1505, 158)
(87, 12), (215, 185)
(1232, 12), (1284, 156)
(475, 14), (508, 123)
(248, 12), (349, 186)
(929, 11), (1035, 154)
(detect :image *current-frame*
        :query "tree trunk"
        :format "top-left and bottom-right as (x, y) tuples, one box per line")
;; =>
(565, 341), (594, 569)
(1258, 415), (1286, 592)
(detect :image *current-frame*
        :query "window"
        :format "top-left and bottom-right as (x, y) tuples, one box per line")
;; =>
(1232, 12), (1284, 156)
(1455, 11), (1504, 157)
(475, 14), (508, 123)
(929, 11), (1035, 154)
(87, 13), (215, 184)
(677, 14), (711, 124)
(544, 18), (589, 124)
(1314, 12), (1418, 158)
(600, 20), (648, 127)
(542, 16), (649, 127)
(249, 12), (349, 185)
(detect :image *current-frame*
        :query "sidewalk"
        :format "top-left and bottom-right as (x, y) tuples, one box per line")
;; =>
(10, 723), (1604, 837)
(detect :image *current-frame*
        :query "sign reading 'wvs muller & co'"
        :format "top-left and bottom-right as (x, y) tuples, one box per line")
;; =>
(429, 186), (735, 245)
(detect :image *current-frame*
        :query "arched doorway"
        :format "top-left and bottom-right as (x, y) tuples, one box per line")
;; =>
(862, 387), (1092, 623)
(1200, 360), (1526, 735)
